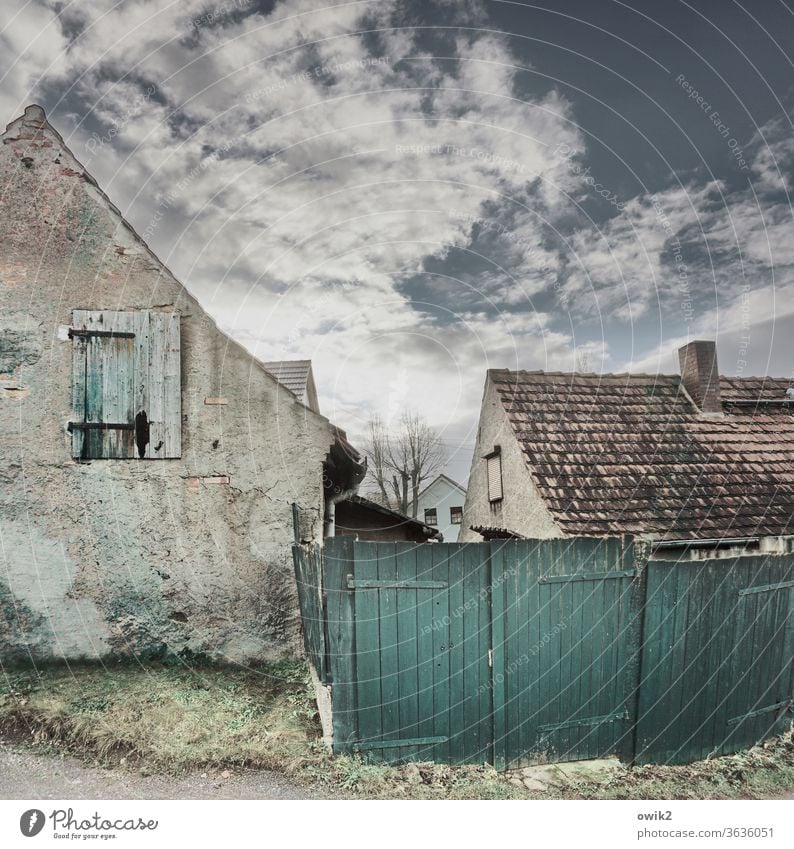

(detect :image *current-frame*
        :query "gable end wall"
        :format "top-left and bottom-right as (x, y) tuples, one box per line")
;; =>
(0, 107), (335, 663)
(460, 374), (562, 541)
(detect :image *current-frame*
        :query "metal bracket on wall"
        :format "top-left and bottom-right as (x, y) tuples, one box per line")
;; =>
(353, 736), (449, 751)
(538, 710), (630, 734)
(346, 578), (448, 589)
(738, 580), (794, 597)
(726, 700), (793, 726)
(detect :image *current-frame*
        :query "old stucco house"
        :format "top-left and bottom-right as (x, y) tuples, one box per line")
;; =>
(462, 341), (794, 557)
(0, 105), (363, 664)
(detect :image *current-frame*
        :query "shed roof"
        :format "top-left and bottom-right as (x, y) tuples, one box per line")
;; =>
(489, 369), (794, 540)
(341, 495), (442, 540)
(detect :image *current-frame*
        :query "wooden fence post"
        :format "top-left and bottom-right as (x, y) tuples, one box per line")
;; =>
(291, 502), (300, 545)
(624, 535), (650, 764)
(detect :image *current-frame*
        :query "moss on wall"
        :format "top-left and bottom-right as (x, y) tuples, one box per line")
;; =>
(0, 579), (48, 660)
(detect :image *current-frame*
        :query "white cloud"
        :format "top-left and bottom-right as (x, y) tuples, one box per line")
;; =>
(5, 0), (793, 463)
(1, 0), (594, 448)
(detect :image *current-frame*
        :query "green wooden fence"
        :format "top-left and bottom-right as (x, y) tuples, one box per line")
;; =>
(293, 542), (326, 683)
(635, 555), (794, 764)
(292, 537), (794, 768)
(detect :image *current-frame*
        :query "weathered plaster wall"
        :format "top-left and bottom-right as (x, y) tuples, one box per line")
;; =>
(460, 373), (562, 542)
(0, 106), (336, 663)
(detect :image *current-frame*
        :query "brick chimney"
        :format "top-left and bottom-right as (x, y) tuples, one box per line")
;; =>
(678, 340), (722, 413)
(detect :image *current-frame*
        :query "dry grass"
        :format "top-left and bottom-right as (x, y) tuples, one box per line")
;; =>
(553, 732), (794, 800)
(0, 661), (318, 776)
(1, 661), (792, 799)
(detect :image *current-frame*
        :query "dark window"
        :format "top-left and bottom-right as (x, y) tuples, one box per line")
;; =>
(70, 309), (181, 459)
(450, 506), (463, 524)
(424, 508), (438, 526)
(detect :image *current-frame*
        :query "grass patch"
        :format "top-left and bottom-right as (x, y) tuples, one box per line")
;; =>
(1, 661), (792, 799)
(0, 660), (319, 776)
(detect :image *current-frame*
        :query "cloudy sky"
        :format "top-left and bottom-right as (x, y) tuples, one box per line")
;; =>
(2, 0), (793, 482)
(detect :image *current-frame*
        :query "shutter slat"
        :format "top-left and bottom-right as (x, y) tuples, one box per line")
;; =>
(133, 310), (150, 458)
(85, 312), (106, 458)
(146, 313), (166, 458)
(110, 311), (136, 458)
(163, 313), (181, 458)
(70, 310), (88, 458)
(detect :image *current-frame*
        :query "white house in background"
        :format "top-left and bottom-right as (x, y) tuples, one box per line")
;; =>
(416, 474), (467, 542)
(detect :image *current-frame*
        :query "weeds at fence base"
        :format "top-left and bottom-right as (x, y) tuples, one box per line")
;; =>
(0, 662), (791, 799)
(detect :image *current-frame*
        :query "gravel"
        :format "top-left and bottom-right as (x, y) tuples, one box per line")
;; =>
(0, 736), (333, 800)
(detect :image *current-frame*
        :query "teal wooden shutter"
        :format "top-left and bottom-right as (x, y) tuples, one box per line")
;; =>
(143, 311), (181, 459)
(70, 310), (180, 459)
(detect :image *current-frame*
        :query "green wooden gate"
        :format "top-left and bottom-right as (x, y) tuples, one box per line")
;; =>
(324, 538), (494, 763)
(635, 555), (794, 764)
(317, 535), (637, 766)
(491, 537), (639, 768)
(293, 536), (794, 768)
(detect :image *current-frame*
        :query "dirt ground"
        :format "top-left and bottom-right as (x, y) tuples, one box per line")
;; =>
(2, 735), (792, 802)
(0, 736), (335, 800)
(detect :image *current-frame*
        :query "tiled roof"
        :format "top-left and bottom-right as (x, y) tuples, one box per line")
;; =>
(418, 473), (467, 498)
(490, 369), (794, 540)
(263, 360), (312, 398)
(470, 525), (526, 540)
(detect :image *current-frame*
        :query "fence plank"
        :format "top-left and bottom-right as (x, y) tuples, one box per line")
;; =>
(414, 543), (436, 761)
(353, 541), (383, 758)
(377, 543), (400, 762)
(447, 545), (466, 763)
(431, 543), (452, 764)
(324, 536), (357, 753)
(395, 543), (419, 763)
(291, 544), (326, 683)
(490, 541), (507, 770)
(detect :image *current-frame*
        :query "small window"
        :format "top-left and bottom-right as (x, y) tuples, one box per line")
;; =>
(424, 508), (438, 526)
(487, 450), (503, 502)
(450, 506), (463, 524)
(69, 309), (181, 459)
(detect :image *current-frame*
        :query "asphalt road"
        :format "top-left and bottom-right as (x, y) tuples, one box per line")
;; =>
(0, 737), (331, 800)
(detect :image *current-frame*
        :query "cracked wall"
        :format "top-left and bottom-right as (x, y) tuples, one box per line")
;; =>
(0, 106), (335, 663)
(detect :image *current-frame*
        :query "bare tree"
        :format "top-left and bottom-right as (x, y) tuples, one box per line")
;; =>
(363, 414), (394, 508)
(362, 411), (445, 517)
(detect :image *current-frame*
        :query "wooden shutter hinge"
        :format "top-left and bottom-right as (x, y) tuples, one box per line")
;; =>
(68, 421), (135, 431)
(68, 328), (136, 339)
